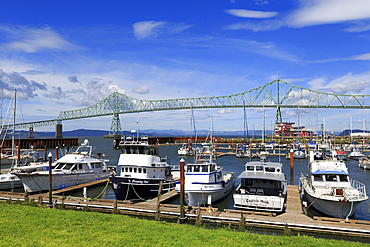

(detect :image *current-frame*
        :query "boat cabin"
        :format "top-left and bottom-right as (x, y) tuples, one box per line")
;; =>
(236, 161), (285, 197)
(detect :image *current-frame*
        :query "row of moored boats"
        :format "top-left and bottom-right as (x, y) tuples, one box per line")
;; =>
(1, 134), (369, 219)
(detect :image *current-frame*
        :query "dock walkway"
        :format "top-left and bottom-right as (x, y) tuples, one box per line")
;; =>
(1, 185), (370, 241)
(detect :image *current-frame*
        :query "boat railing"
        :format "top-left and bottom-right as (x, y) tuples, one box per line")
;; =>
(349, 178), (367, 199)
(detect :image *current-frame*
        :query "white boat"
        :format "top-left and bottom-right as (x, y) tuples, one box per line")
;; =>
(299, 151), (368, 218)
(0, 172), (23, 190)
(110, 132), (175, 201)
(236, 144), (252, 158)
(348, 147), (365, 160)
(335, 150), (347, 161)
(256, 145), (269, 158)
(0, 161), (48, 190)
(12, 139), (112, 193)
(175, 143), (235, 207)
(177, 143), (194, 156)
(359, 156), (370, 170)
(233, 160), (287, 212)
(293, 145), (306, 159)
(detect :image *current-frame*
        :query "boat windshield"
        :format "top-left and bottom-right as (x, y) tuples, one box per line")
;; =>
(121, 146), (157, 155)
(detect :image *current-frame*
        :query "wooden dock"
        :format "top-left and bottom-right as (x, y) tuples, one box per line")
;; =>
(1, 185), (370, 241)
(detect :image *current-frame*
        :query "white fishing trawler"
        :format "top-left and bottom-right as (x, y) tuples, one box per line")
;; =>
(12, 139), (112, 193)
(299, 151), (368, 218)
(233, 160), (287, 212)
(175, 137), (235, 207)
(110, 131), (175, 201)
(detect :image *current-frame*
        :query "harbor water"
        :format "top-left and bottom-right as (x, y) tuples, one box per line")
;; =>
(6, 136), (370, 221)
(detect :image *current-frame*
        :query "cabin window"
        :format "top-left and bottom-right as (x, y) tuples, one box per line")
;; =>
(64, 164), (73, 170)
(256, 166), (263, 171)
(201, 165), (208, 172)
(121, 167), (125, 173)
(246, 179), (253, 186)
(339, 175), (349, 182)
(138, 168), (142, 173)
(325, 174), (336, 182)
(134, 168), (137, 173)
(124, 167), (128, 172)
(78, 164), (83, 170)
(54, 163), (64, 169)
(246, 166), (254, 171)
(144, 148), (150, 155)
(217, 171), (222, 179)
(71, 165), (77, 171)
(265, 167), (275, 172)
(82, 164), (89, 170)
(313, 175), (323, 181)
(143, 169), (146, 173)
(187, 166), (192, 172)
(262, 179), (267, 183)
(194, 165), (200, 172)
(129, 167), (132, 172)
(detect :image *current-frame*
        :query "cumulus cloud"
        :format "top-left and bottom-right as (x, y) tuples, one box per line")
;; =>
(0, 69), (47, 100)
(226, 9), (278, 19)
(307, 72), (370, 94)
(132, 86), (149, 95)
(132, 21), (166, 39)
(226, 1), (370, 32)
(287, 0), (370, 28)
(0, 25), (80, 53)
(217, 109), (234, 114)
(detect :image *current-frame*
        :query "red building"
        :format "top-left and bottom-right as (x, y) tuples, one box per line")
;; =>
(275, 122), (313, 137)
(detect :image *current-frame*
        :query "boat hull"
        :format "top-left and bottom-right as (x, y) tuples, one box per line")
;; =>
(182, 174), (235, 207)
(233, 194), (285, 212)
(16, 171), (111, 193)
(293, 151), (305, 159)
(110, 177), (176, 201)
(0, 174), (23, 190)
(303, 187), (362, 218)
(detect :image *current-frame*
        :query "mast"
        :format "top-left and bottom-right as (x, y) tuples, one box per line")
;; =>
(12, 89), (16, 157)
(262, 105), (265, 144)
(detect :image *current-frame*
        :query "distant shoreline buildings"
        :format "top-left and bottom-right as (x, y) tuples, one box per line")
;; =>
(275, 122), (313, 137)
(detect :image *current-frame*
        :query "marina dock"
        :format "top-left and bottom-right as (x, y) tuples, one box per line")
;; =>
(1, 184), (369, 242)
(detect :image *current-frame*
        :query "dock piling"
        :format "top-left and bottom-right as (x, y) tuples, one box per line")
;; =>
(180, 158), (186, 223)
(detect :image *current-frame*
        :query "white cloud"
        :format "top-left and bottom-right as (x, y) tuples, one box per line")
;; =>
(287, 0), (370, 28)
(307, 72), (370, 94)
(132, 21), (166, 39)
(217, 109), (234, 114)
(132, 86), (150, 95)
(226, 9), (278, 19)
(0, 26), (80, 53)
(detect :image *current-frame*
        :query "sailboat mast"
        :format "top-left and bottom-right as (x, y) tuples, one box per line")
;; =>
(12, 89), (16, 157)
(262, 105), (265, 144)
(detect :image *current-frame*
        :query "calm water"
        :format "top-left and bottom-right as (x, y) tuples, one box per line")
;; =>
(10, 136), (370, 220)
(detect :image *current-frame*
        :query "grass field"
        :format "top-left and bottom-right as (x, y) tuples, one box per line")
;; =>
(0, 201), (368, 246)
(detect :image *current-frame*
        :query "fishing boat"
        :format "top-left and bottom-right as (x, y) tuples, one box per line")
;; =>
(110, 131), (175, 201)
(348, 147), (365, 160)
(256, 145), (269, 159)
(299, 150), (368, 218)
(175, 132), (235, 207)
(12, 139), (112, 193)
(233, 159), (287, 212)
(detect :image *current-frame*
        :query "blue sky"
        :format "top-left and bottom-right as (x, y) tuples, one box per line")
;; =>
(1, 0), (370, 134)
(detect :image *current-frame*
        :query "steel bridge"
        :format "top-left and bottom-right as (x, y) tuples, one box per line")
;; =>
(9, 79), (370, 135)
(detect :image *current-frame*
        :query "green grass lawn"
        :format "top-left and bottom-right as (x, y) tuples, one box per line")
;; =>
(0, 201), (368, 246)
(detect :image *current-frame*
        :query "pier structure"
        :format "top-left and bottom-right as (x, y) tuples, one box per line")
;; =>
(1, 184), (369, 242)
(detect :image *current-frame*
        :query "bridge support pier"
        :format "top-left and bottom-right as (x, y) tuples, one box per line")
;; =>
(55, 123), (63, 138)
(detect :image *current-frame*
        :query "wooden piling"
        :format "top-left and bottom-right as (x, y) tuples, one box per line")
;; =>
(290, 149), (294, 185)
(180, 158), (185, 222)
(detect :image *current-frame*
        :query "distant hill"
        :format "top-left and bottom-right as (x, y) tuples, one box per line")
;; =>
(338, 129), (370, 136)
